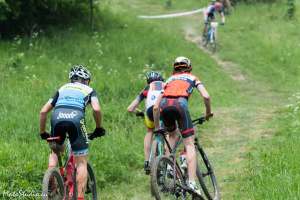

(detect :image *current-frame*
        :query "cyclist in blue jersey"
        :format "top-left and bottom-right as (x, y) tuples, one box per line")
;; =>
(39, 65), (105, 200)
(203, 0), (225, 37)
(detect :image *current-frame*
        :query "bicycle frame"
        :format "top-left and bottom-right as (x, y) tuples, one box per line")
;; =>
(134, 109), (165, 163)
(154, 130), (186, 189)
(149, 133), (165, 162)
(154, 117), (208, 194)
(47, 137), (77, 200)
(208, 22), (218, 43)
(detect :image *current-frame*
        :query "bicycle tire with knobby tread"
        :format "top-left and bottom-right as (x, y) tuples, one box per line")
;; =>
(42, 168), (64, 200)
(195, 144), (220, 200)
(85, 162), (98, 200)
(151, 155), (188, 200)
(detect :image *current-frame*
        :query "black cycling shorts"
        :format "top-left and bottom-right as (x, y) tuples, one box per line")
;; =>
(160, 97), (194, 138)
(51, 107), (88, 156)
(146, 105), (154, 121)
(205, 13), (215, 24)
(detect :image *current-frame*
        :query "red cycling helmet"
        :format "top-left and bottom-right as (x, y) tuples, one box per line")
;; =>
(214, 2), (223, 11)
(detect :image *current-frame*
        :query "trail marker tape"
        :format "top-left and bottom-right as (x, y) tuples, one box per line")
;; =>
(138, 8), (205, 19)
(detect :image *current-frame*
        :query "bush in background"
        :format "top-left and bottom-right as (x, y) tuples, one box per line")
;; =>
(231, 0), (278, 5)
(286, 0), (295, 19)
(0, 0), (93, 37)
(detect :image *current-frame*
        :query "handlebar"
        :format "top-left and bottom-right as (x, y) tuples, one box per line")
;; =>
(46, 130), (104, 143)
(47, 136), (61, 142)
(192, 116), (206, 125)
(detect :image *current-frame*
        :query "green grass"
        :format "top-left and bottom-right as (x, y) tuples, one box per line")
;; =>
(218, 2), (300, 92)
(0, 0), (300, 199)
(237, 100), (300, 200)
(215, 2), (300, 199)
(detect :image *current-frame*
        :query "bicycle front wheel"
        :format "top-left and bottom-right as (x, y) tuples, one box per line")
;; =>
(42, 168), (64, 200)
(195, 144), (220, 200)
(208, 32), (217, 53)
(85, 163), (98, 200)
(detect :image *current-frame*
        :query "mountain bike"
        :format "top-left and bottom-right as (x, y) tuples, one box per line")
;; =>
(135, 109), (166, 175)
(203, 22), (219, 53)
(42, 135), (101, 200)
(151, 116), (220, 200)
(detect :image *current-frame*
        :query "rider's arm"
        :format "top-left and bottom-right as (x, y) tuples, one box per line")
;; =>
(39, 91), (58, 134)
(196, 84), (212, 118)
(127, 98), (141, 113)
(91, 96), (102, 128)
(153, 92), (163, 130)
(39, 102), (53, 134)
(127, 86), (148, 112)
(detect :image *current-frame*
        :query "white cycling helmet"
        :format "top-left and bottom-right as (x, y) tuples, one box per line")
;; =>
(173, 56), (192, 72)
(69, 65), (91, 81)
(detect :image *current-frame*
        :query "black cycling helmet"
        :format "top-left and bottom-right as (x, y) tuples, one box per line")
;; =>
(69, 65), (91, 81)
(145, 71), (164, 84)
(173, 56), (192, 72)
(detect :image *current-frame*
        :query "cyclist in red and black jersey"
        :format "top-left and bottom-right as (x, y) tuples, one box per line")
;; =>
(153, 57), (213, 195)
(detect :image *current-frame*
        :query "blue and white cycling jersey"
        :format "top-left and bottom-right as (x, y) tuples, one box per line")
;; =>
(49, 82), (98, 111)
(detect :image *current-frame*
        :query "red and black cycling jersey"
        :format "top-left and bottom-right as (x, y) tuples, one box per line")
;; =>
(163, 72), (202, 98)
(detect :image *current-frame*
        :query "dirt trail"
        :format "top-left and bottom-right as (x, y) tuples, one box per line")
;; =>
(185, 27), (246, 81)
(184, 26), (282, 199)
(113, 25), (283, 200)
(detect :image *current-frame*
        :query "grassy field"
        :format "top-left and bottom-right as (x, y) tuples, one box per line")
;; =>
(0, 0), (299, 199)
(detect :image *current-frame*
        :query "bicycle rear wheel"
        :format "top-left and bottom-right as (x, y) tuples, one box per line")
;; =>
(85, 163), (98, 200)
(151, 156), (186, 200)
(42, 168), (64, 200)
(195, 143), (220, 200)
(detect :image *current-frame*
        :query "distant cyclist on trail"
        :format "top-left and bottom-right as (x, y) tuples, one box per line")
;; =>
(153, 57), (213, 195)
(203, 0), (225, 37)
(127, 71), (165, 174)
(39, 65), (105, 200)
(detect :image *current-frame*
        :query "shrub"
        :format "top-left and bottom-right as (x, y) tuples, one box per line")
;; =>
(286, 0), (295, 19)
(0, 0), (93, 37)
(231, 0), (278, 5)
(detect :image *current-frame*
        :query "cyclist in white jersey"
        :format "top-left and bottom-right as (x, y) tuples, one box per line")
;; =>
(127, 71), (165, 174)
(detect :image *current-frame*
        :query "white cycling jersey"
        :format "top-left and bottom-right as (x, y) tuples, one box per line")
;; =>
(145, 81), (164, 109)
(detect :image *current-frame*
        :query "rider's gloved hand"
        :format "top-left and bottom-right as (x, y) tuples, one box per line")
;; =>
(220, 22), (225, 26)
(135, 111), (145, 117)
(205, 112), (214, 121)
(40, 132), (50, 140)
(88, 127), (106, 140)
